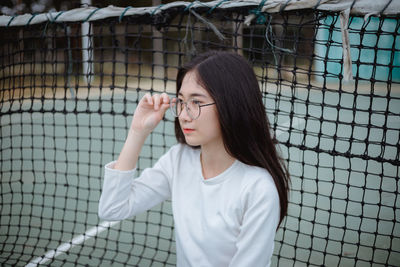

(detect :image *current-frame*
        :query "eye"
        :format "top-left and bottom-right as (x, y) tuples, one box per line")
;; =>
(191, 99), (201, 105)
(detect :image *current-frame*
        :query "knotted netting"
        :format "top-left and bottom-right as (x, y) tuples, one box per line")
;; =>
(0, 0), (399, 266)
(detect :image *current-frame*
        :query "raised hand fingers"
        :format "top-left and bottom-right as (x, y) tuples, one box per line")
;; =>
(140, 93), (170, 111)
(143, 93), (153, 105)
(153, 94), (161, 110)
(160, 93), (169, 104)
(160, 93), (170, 111)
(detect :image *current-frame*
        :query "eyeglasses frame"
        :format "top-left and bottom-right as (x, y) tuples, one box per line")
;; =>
(171, 98), (215, 120)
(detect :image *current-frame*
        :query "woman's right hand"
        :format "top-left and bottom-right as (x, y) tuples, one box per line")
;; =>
(130, 93), (171, 136)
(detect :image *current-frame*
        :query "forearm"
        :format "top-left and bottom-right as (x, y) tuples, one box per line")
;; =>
(99, 145), (175, 221)
(113, 93), (170, 171)
(114, 129), (147, 171)
(98, 163), (135, 220)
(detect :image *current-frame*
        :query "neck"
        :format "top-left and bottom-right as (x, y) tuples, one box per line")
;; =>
(200, 141), (236, 179)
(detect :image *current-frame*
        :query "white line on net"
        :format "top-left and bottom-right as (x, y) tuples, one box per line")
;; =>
(25, 220), (120, 267)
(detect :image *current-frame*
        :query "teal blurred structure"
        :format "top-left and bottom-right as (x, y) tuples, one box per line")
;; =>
(315, 15), (400, 82)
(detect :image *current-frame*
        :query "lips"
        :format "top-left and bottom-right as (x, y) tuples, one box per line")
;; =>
(183, 128), (195, 134)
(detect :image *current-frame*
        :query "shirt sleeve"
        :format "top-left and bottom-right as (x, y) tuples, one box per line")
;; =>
(229, 177), (280, 267)
(98, 145), (177, 221)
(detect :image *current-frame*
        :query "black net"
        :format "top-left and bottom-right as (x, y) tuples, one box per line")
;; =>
(0, 3), (399, 267)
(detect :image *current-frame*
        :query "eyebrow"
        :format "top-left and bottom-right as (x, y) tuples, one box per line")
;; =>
(178, 92), (208, 99)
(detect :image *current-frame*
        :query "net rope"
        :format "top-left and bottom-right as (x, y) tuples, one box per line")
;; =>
(0, 1), (399, 266)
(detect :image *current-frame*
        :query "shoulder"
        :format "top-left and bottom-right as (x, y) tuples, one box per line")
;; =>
(236, 162), (280, 208)
(160, 143), (199, 164)
(150, 143), (199, 180)
(237, 163), (276, 190)
(166, 143), (198, 157)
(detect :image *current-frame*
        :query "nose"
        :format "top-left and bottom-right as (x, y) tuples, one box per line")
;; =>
(179, 104), (193, 122)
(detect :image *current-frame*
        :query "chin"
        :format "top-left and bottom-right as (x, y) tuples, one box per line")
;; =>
(184, 137), (201, 147)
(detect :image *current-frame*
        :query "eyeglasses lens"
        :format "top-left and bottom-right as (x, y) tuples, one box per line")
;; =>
(187, 100), (200, 118)
(170, 98), (180, 117)
(170, 98), (200, 119)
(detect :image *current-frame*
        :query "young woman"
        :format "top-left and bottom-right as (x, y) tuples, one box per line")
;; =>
(99, 51), (290, 267)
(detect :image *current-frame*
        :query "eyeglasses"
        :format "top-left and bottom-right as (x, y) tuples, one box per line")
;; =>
(170, 98), (215, 120)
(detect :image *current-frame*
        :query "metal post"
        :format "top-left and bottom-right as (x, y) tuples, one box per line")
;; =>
(81, 0), (94, 84)
(152, 0), (165, 88)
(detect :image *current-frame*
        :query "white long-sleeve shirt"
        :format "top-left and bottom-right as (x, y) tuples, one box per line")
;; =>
(99, 144), (280, 267)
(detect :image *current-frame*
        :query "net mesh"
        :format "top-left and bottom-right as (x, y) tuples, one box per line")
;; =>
(0, 3), (399, 267)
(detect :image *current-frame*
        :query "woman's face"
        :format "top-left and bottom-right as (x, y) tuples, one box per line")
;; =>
(177, 71), (223, 148)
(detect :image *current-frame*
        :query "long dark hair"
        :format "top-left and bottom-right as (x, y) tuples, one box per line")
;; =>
(174, 51), (290, 226)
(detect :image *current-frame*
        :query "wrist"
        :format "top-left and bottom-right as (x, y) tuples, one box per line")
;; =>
(128, 128), (148, 142)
